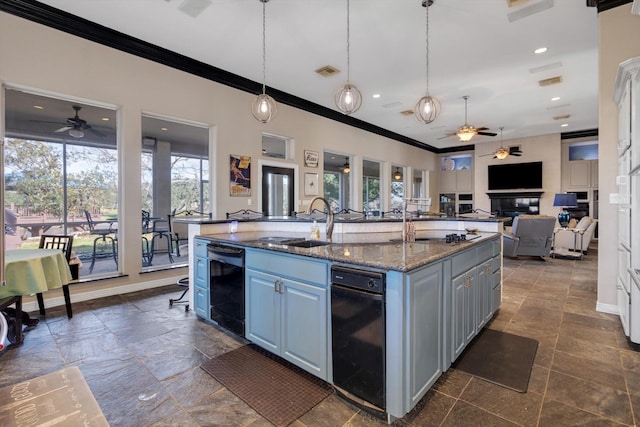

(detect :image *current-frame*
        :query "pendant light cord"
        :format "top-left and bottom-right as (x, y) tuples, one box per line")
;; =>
(262, 0), (267, 95)
(424, 0), (430, 96)
(346, 0), (351, 83)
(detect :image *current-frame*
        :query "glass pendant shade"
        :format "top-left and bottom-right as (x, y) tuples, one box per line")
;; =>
(456, 127), (476, 142)
(415, 95), (440, 124)
(251, 93), (277, 123)
(394, 167), (402, 181)
(335, 83), (362, 115)
(68, 128), (84, 138)
(343, 158), (350, 173)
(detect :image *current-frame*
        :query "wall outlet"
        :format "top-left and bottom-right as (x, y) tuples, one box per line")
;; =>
(247, 199), (252, 206)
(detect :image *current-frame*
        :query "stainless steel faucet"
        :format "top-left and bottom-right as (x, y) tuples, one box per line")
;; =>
(306, 196), (334, 242)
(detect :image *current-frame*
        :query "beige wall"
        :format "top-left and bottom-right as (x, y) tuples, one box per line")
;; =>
(473, 133), (562, 215)
(598, 4), (640, 310)
(0, 12), (436, 302)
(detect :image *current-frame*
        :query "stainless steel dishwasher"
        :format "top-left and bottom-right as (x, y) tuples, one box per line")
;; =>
(331, 265), (386, 411)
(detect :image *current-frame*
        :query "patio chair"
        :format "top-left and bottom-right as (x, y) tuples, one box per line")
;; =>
(150, 214), (174, 263)
(37, 234), (74, 318)
(168, 210), (205, 257)
(84, 210), (117, 273)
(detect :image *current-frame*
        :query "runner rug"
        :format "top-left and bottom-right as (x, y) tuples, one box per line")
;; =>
(201, 344), (333, 426)
(453, 328), (538, 393)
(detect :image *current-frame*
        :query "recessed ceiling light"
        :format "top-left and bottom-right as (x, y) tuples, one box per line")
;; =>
(33, 105), (44, 109)
(372, 94), (381, 99)
(161, 127), (168, 131)
(551, 97), (560, 101)
(534, 47), (548, 54)
(101, 117), (110, 121)
(561, 123), (569, 127)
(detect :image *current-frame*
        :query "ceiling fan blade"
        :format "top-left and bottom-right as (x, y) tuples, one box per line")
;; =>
(54, 126), (72, 133)
(511, 152), (522, 156)
(475, 127), (489, 131)
(479, 153), (495, 157)
(477, 131), (497, 137)
(437, 133), (457, 140)
(85, 126), (106, 138)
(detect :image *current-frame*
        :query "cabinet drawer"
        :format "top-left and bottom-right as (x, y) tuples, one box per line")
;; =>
(194, 238), (208, 258)
(477, 243), (492, 263)
(490, 256), (501, 274)
(452, 248), (477, 277)
(492, 239), (501, 257)
(246, 250), (328, 286)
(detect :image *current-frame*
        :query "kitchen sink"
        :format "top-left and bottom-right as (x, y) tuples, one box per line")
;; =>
(282, 239), (331, 248)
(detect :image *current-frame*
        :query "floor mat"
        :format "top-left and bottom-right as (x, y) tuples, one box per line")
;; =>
(201, 344), (333, 426)
(453, 328), (538, 393)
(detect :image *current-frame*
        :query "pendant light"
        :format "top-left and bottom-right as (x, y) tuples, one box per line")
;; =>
(415, 0), (440, 124)
(494, 127), (509, 160)
(335, 0), (362, 115)
(394, 167), (403, 181)
(343, 157), (351, 174)
(251, 0), (277, 123)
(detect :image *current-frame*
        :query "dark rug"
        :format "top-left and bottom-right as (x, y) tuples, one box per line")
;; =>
(453, 328), (538, 393)
(201, 344), (333, 426)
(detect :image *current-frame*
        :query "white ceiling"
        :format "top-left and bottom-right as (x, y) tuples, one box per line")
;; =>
(32, 0), (599, 151)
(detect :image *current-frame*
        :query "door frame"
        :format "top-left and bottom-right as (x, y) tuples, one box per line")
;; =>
(258, 159), (299, 216)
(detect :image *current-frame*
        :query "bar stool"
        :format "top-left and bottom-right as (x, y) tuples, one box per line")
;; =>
(169, 277), (189, 311)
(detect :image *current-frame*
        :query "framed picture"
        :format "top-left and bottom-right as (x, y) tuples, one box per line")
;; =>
(304, 172), (319, 196)
(304, 150), (319, 168)
(230, 155), (251, 196)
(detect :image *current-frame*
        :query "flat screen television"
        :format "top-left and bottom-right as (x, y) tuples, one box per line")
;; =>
(488, 161), (542, 190)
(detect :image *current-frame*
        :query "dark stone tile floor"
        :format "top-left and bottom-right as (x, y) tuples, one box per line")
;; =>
(1, 242), (638, 426)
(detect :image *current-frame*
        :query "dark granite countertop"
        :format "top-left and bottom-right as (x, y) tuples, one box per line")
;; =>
(197, 230), (499, 272)
(178, 214), (504, 225)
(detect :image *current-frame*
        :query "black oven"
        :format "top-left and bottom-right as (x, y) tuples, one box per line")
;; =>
(207, 243), (245, 337)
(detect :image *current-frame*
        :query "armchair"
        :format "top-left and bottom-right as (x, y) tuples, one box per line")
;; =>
(553, 216), (596, 259)
(503, 215), (556, 259)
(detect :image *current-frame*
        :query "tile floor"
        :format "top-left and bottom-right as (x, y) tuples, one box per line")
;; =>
(1, 241), (639, 426)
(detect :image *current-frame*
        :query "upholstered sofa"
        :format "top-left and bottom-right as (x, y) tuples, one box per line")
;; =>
(553, 216), (597, 256)
(503, 215), (557, 259)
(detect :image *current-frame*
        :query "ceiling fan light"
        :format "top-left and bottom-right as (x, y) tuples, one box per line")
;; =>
(394, 167), (403, 181)
(343, 157), (350, 174)
(68, 128), (84, 138)
(495, 148), (509, 160)
(456, 127), (476, 142)
(335, 83), (362, 115)
(251, 93), (277, 123)
(415, 95), (440, 124)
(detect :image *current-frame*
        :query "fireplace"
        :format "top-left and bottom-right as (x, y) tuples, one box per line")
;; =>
(488, 192), (543, 221)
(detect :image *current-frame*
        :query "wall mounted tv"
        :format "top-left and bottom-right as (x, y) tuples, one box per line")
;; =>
(488, 161), (543, 190)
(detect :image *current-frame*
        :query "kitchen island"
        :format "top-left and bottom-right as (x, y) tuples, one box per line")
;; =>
(184, 216), (503, 422)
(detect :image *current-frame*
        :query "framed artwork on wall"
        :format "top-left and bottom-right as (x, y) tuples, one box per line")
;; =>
(304, 172), (319, 196)
(230, 155), (251, 196)
(304, 150), (319, 168)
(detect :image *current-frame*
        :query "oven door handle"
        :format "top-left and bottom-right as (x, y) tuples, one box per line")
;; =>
(207, 244), (244, 257)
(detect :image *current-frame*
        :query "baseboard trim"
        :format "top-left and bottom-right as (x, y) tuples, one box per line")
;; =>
(596, 302), (619, 315)
(22, 274), (185, 313)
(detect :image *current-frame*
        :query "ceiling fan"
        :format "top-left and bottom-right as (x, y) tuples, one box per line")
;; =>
(53, 105), (105, 138)
(480, 127), (523, 159)
(439, 96), (497, 142)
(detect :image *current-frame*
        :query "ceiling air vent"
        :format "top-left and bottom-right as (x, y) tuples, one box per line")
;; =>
(315, 65), (340, 77)
(553, 114), (570, 120)
(400, 110), (414, 116)
(506, 0), (528, 6)
(538, 76), (563, 87)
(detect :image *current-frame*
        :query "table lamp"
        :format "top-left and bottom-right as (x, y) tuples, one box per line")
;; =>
(553, 193), (578, 227)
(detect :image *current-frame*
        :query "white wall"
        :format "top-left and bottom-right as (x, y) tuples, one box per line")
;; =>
(0, 11), (437, 297)
(598, 4), (640, 310)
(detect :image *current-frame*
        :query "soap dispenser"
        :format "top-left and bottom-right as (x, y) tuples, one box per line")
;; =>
(310, 220), (320, 240)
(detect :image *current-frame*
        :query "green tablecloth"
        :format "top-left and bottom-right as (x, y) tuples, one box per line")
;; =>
(1, 249), (72, 299)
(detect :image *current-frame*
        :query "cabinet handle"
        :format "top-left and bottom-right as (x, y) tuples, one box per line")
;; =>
(465, 275), (472, 288)
(275, 279), (284, 294)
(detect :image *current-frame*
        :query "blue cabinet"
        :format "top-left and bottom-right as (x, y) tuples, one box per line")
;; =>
(193, 238), (210, 319)
(245, 249), (329, 380)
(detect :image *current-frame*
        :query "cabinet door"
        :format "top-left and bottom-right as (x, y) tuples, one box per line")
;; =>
(280, 279), (328, 379)
(440, 170), (457, 192)
(569, 160), (591, 188)
(246, 269), (280, 353)
(451, 271), (474, 361)
(456, 168), (473, 192)
(194, 285), (208, 319)
(193, 256), (209, 319)
(476, 261), (492, 329)
(407, 263), (443, 406)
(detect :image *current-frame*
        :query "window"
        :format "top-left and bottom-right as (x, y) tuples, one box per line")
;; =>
(362, 159), (380, 214)
(323, 151), (350, 211)
(391, 165), (405, 210)
(4, 88), (119, 277)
